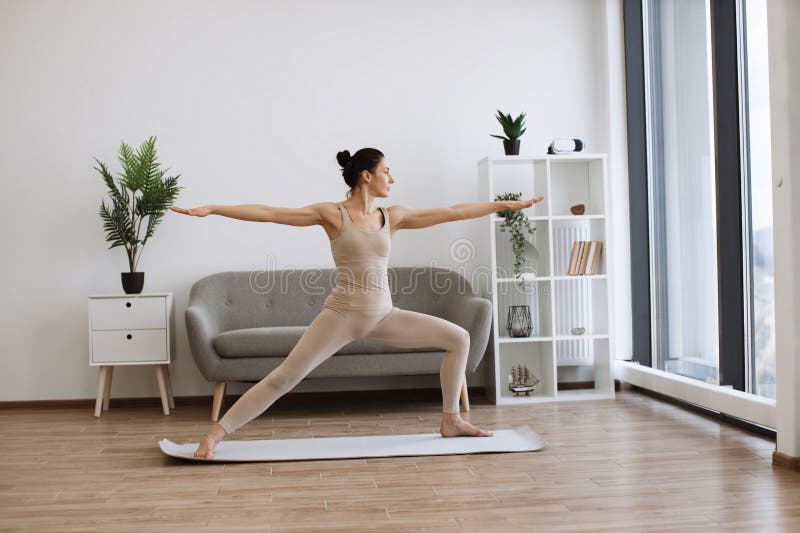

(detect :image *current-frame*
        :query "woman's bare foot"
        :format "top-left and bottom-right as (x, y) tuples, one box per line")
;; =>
(439, 412), (494, 437)
(193, 423), (227, 459)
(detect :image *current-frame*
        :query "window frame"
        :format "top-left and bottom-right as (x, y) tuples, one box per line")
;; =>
(623, 0), (745, 390)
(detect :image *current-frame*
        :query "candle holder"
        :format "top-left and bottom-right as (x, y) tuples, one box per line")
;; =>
(506, 305), (532, 337)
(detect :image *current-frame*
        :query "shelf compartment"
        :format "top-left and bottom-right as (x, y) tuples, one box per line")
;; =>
(551, 218), (606, 277)
(555, 337), (594, 367)
(496, 279), (552, 338)
(556, 337), (614, 393)
(494, 219), (550, 279)
(555, 337), (611, 390)
(549, 158), (605, 216)
(553, 277), (609, 339)
(491, 159), (548, 218)
(498, 341), (556, 400)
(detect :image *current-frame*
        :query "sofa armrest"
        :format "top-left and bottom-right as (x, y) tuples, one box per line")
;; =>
(446, 296), (493, 373)
(185, 305), (224, 380)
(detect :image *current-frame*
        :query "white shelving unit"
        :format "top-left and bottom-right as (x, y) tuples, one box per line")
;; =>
(478, 153), (616, 405)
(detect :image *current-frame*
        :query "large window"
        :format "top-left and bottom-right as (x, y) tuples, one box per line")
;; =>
(626, 0), (775, 399)
(642, 0), (719, 383)
(742, 0), (775, 399)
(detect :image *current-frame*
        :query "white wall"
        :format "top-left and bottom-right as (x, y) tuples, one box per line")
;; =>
(0, 0), (628, 401)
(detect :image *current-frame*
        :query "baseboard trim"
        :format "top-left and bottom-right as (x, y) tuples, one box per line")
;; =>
(626, 383), (776, 440)
(0, 386), (487, 410)
(772, 450), (800, 470)
(557, 381), (595, 390)
(0, 395), (205, 409)
(615, 360), (775, 428)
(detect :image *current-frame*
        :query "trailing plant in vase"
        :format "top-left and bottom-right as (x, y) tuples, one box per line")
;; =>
(495, 192), (536, 287)
(94, 136), (182, 294)
(490, 110), (526, 155)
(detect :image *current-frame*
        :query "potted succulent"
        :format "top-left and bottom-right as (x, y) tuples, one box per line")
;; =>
(490, 110), (526, 155)
(495, 192), (537, 287)
(94, 136), (182, 294)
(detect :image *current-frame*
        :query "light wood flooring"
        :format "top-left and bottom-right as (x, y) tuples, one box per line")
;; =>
(1, 388), (798, 532)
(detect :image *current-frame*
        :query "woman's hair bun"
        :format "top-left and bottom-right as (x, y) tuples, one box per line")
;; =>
(335, 147), (384, 198)
(336, 150), (352, 168)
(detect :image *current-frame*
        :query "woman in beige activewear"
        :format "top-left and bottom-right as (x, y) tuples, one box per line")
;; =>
(170, 147), (544, 459)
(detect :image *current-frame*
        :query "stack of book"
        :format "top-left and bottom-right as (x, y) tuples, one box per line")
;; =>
(567, 240), (603, 275)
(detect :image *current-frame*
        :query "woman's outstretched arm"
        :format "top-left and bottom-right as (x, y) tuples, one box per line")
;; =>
(389, 196), (544, 230)
(169, 203), (325, 226)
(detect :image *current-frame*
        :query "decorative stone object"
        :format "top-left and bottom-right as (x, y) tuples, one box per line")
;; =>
(570, 204), (585, 215)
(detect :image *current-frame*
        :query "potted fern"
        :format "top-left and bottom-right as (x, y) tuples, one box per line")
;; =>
(490, 110), (526, 155)
(94, 136), (182, 294)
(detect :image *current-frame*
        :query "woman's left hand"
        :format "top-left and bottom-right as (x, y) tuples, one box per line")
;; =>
(503, 196), (545, 211)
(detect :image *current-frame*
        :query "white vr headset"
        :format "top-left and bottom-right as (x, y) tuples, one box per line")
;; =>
(547, 138), (585, 154)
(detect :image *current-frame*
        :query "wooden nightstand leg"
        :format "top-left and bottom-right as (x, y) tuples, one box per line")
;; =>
(163, 365), (175, 409)
(211, 381), (226, 422)
(94, 366), (109, 417)
(460, 374), (470, 412)
(102, 366), (114, 411)
(154, 365), (170, 415)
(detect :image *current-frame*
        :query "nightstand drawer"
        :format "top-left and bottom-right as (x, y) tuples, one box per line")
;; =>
(90, 297), (166, 330)
(91, 329), (168, 363)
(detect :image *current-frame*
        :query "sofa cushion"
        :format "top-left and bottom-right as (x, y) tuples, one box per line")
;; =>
(213, 326), (441, 358)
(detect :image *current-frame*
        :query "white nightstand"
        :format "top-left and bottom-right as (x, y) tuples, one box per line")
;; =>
(88, 292), (176, 417)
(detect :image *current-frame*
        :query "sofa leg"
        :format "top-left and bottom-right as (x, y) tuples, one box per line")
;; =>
(211, 381), (226, 422)
(460, 375), (470, 412)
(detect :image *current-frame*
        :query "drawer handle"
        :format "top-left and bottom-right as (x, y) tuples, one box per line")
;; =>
(126, 334), (132, 340)
(126, 302), (132, 308)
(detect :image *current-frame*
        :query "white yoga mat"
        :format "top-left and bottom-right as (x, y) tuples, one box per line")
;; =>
(159, 424), (546, 462)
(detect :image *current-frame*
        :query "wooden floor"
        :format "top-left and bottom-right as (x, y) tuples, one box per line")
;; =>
(1, 388), (798, 532)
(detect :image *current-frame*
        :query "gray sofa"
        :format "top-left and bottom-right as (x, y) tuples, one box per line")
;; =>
(185, 267), (492, 421)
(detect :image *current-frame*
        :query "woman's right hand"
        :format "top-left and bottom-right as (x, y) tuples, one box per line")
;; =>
(170, 205), (213, 217)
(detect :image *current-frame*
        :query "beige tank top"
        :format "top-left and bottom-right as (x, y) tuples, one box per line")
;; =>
(323, 202), (393, 312)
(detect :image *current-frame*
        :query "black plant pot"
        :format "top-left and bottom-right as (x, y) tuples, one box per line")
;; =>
(503, 139), (520, 155)
(121, 272), (145, 294)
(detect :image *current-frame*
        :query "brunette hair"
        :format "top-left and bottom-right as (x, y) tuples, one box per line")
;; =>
(336, 148), (384, 198)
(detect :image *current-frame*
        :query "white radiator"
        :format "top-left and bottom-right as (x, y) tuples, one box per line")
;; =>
(553, 221), (593, 366)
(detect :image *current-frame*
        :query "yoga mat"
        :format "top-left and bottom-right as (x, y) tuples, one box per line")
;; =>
(159, 424), (546, 462)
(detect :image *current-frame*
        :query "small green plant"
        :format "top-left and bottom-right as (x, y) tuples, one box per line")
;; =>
(94, 136), (182, 272)
(490, 110), (527, 141)
(495, 192), (536, 285)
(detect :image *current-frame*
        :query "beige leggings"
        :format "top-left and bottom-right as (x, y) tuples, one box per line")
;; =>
(217, 306), (470, 434)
